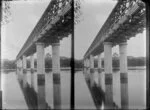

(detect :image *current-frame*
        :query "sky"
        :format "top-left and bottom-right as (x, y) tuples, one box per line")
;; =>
(1, 0), (146, 60)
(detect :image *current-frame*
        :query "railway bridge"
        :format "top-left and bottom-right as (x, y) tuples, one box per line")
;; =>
(16, 0), (73, 109)
(83, 0), (146, 109)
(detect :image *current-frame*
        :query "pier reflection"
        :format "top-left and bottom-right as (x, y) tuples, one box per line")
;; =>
(17, 70), (51, 109)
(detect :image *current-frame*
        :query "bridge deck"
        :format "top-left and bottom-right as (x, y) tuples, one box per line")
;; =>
(84, 0), (145, 59)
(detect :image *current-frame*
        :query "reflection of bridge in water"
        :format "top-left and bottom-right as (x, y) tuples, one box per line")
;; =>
(83, 0), (146, 109)
(15, 0), (147, 109)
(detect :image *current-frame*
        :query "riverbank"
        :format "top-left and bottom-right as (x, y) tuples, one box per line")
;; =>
(1, 66), (146, 73)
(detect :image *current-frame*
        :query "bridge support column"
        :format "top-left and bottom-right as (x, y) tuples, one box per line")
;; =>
(16, 60), (19, 79)
(17, 59), (21, 80)
(36, 42), (46, 109)
(104, 42), (113, 109)
(87, 59), (91, 79)
(85, 59), (87, 72)
(84, 59), (87, 79)
(90, 55), (94, 87)
(85, 59), (89, 79)
(19, 59), (23, 81)
(30, 54), (35, 89)
(83, 60), (86, 73)
(16, 60), (19, 71)
(23, 55), (27, 88)
(52, 41), (61, 109)
(119, 42), (128, 109)
(20, 59), (23, 81)
(98, 54), (102, 87)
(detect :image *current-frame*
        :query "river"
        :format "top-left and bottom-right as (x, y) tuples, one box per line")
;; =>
(1, 69), (146, 109)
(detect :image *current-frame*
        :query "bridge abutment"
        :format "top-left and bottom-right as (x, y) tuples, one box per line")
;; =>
(104, 42), (113, 109)
(36, 42), (46, 109)
(52, 42), (61, 109)
(119, 41), (128, 109)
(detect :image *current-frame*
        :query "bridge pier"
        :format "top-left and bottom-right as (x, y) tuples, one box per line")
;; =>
(36, 42), (46, 109)
(87, 58), (90, 78)
(17, 59), (22, 81)
(20, 59), (23, 81)
(104, 42), (113, 109)
(119, 41), (128, 109)
(16, 60), (19, 79)
(84, 59), (88, 79)
(90, 55), (95, 87)
(83, 60), (86, 74)
(16, 60), (19, 72)
(52, 41), (61, 109)
(23, 55), (27, 88)
(85, 59), (89, 79)
(98, 54), (102, 87)
(30, 54), (35, 89)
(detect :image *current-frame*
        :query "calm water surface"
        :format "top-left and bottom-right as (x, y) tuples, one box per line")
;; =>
(2, 69), (146, 109)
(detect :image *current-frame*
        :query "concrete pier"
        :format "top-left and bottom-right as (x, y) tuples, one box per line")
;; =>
(16, 60), (19, 80)
(52, 42), (61, 109)
(36, 42), (46, 109)
(23, 56), (27, 88)
(30, 54), (35, 88)
(87, 59), (90, 78)
(104, 42), (113, 109)
(83, 60), (86, 74)
(85, 59), (89, 79)
(18, 59), (22, 81)
(86, 59), (88, 74)
(90, 55), (95, 87)
(119, 42), (128, 109)
(98, 54), (102, 87)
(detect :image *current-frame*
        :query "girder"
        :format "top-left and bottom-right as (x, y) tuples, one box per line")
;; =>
(84, 0), (145, 59)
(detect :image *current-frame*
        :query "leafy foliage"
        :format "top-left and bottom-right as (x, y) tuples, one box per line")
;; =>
(1, 0), (11, 25)
(74, 0), (83, 24)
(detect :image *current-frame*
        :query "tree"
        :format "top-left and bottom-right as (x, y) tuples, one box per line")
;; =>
(74, 0), (83, 24)
(1, 0), (12, 25)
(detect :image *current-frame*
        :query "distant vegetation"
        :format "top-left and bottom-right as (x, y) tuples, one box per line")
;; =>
(94, 56), (146, 68)
(1, 56), (146, 70)
(1, 56), (83, 70)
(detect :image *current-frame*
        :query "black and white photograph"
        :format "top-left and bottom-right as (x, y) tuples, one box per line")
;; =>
(0, 0), (149, 109)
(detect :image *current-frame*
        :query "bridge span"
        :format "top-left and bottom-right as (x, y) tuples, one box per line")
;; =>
(83, 0), (145, 109)
(16, 0), (73, 109)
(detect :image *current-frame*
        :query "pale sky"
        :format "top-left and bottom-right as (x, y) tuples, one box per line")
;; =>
(1, 0), (146, 60)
